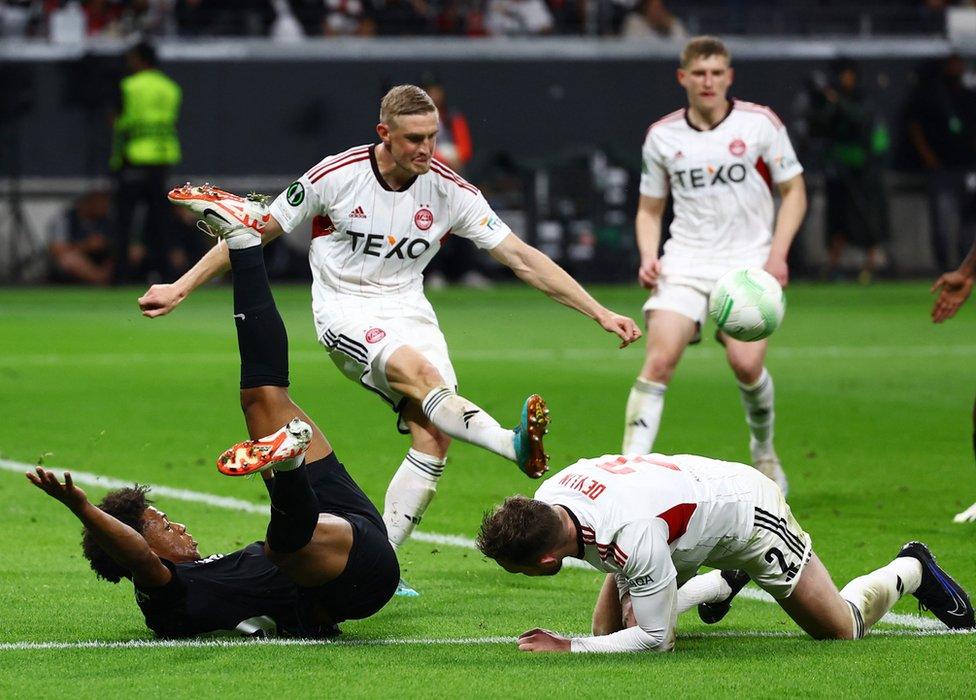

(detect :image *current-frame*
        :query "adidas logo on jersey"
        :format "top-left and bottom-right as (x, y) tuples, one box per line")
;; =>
(349, 206), (367, 219)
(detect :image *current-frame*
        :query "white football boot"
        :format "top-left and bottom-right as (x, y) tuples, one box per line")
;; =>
(750, 438), (789, 496)
(216, 418), (313, 476)
(168, 183), (271, 248)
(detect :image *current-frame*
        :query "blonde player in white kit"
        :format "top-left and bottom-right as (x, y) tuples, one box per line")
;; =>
(139, 85), (641, 595)
(623, 37), (807, 493)
(478, 453), (975, 653)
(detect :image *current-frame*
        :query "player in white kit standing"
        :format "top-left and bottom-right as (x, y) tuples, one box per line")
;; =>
(139, 85), (641, 595)
(622, 37), (807, 493)
(478, 452), (975, 652)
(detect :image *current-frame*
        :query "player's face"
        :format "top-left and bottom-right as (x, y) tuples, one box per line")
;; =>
(379, 112), (439, 175)
(678, 54), (733, 114)
(497, 557), (563, 577)
(142, 507), (200, 562)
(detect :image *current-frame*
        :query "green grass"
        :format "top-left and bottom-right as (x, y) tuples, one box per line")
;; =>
(1, 282), (974, 698)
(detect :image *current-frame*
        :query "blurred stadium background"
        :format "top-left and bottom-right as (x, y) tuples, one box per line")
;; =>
(2, 1), (976, 285)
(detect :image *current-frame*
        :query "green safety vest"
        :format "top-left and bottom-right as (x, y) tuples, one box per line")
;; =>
(111, 69), (182, 169)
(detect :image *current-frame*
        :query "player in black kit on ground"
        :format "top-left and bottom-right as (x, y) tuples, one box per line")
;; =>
(26, 243), (399, 638)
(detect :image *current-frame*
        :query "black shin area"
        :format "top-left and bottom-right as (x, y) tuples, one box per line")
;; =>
(266, 464), (320, 554)
(229, 246), (289, 389)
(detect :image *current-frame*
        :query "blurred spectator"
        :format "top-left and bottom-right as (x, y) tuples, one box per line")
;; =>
(371, 0), (431, 34)
(620, 0), (686, 39)
(317, 0), (375, 36)
(83, 0), (122, 35)
(174, 0), (270, 36)
(809, 59), (890, 282)
(1, 0), (43, 36)
(485, 0), (553, 35)
(907, 55), (976, 271)
(48, 191), (114, 285)
(110, 41), (182, 283)
(426, 78), (473, 171)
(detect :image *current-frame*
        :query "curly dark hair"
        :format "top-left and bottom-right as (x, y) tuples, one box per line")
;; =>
(476, 496), (562, 565)
(81, 486), (152, 583)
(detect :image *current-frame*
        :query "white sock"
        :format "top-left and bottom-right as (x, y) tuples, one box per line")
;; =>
(383, 449), (446, 548)
(421, 386), (516, 461)
(225, 231), (262, 250)
(739, 368), (775, 453)
(839, 558), (922, 638)
(676, 570), (733, 614)
(622, 378), (667, 455)
(271, 454), (305, 473)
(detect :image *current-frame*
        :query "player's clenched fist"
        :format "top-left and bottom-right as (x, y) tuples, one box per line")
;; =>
(517, 628), (572, 653)
(139, 283), (186, 318)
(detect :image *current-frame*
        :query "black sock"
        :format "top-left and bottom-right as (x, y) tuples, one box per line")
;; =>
(266, 464), (320, 554)
(229, 246), (289, 389)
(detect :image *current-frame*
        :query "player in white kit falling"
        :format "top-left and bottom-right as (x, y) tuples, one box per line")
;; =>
(478, 453), (975, 653)
(139, 85), (641, 595)
(622, 37), (808, 493)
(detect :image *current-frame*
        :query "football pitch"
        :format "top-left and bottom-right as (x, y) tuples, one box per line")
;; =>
(1, 281), (974, 697)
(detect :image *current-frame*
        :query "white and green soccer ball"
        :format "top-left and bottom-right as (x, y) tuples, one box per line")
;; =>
(708, 268), (785, 342)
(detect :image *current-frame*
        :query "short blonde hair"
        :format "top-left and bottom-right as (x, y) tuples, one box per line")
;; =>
(680, 36), (730, 68)
(379, 85), (436, 126)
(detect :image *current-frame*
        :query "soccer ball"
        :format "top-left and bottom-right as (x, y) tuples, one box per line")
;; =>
(708, 268), (785, 342)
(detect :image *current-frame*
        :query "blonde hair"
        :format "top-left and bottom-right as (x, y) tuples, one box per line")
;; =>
(379, 85), (437, 126)
(680, 36), (730, 68)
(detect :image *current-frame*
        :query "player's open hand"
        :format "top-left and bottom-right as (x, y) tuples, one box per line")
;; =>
(26, 468), (89, 510)
(637, 258), (662, 290)
(598, 312), (642, 348)
(138, 283), (186, 318)
(517, 628), (572, 653)
(931, 270), (974, 323)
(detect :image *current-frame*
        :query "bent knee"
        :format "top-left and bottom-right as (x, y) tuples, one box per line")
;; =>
(641, 353), (679, 384)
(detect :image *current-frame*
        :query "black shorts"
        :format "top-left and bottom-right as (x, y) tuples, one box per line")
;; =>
(300, 453), (400, 622)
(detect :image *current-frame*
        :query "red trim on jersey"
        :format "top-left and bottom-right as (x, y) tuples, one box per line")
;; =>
(656, 503), (697, 544)
(647, 108), (685, 137)
(310, 155), (370, 184)
(580, 527), (628, 566)
(734, 100), (783, 128)
(755, 157), (773, 191)
(430, 161), (479, 194)
(307, 147), (370, 182)
(439, 229), (453, 245)
(311, 214), (335, 240)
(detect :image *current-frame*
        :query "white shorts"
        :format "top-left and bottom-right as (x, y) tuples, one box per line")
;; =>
(318, 314), (458, 429)
(642, 275), (715, 326)
(730, 474), (813, 599)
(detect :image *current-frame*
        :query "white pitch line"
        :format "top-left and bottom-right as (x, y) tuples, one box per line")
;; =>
(0, 627), (971, 653)
(0, 459), (953, 633)
(1, 345), (975, 368)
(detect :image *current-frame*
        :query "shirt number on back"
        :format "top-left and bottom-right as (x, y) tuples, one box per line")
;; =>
(596, 455), (680, 475)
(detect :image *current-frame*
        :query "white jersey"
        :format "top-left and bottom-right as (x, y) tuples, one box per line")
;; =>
(534, 453), (763, 598)
(640, 100), (803, 279)
(269, 144), (511, 321)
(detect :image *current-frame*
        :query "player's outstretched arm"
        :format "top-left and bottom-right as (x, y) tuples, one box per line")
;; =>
(25, 468), (172, 587)
(138, 216), (285, 318)
(488, 233), (642, 348)
(519, 580), (678, 653)
(931, 240), (976, 323)
(765, 174), (807, 287)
